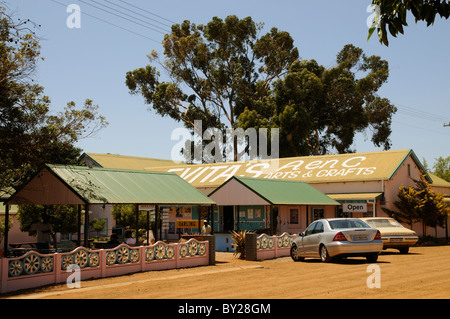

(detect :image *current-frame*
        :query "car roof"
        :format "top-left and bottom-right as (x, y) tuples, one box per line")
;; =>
(321, 218), (364, 221)
(311, 218), (366, 224)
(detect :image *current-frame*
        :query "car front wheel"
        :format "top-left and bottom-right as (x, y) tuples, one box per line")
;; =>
(290, 245), (304, 262)
(320, 245), (332, 263)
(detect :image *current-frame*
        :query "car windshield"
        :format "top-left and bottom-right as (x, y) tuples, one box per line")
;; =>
(364, 218), (403, 228)
(329, 219), (370, 229)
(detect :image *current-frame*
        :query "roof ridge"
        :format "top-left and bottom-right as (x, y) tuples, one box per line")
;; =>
(46, 164), (177, 176)
(84, 152), (175, 161)
(234, 176), (307, 184)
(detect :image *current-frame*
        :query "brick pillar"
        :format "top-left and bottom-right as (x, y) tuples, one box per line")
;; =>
(245, 233), (257, 261)
(204, 235), (215, 265)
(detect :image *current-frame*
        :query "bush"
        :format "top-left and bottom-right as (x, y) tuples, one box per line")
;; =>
(230, 230), (249, 259)
(416, 236), (449, 246)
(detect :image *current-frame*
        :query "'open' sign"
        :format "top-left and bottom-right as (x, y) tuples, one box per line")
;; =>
(343, 203), (367, 213)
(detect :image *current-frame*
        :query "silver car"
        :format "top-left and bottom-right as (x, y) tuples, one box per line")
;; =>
(291, 218), (383, 263)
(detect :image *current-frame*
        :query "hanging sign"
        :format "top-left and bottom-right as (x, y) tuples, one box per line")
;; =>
(139, 205), (155, 211)
(343, 203), (367, 213)
(176, 220), (200, 228)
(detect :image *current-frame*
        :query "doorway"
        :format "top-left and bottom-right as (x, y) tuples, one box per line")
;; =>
(223, 206), (234, 232)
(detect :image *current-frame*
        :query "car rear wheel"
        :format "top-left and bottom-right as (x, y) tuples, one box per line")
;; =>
(320, 245), (332, 263)
(290, 245), (304, 262)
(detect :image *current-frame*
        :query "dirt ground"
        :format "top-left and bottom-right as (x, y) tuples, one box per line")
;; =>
(3, 245), (450, 299)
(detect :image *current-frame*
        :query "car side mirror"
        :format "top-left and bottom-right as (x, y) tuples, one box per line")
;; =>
(299, 232), (305, 237)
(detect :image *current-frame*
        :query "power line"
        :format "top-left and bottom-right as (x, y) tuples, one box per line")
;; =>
(90, 0), (170, 33)
(104, 0), (173, 29)
(392, 102), (450, 136)
(394, 102), (450, 123)
(393, 120), (450, 137)
(78, 0), (167, 35)
(117, 0), (177, 25)
(49, 0), (162, 43)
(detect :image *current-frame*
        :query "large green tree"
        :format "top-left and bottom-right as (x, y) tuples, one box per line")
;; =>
(368, 0), (450, 46)
(238, 44), (397, 156)
(126, 15), (298, 160)
(127, 17), (396, 159)
(0, 4), (108, 195)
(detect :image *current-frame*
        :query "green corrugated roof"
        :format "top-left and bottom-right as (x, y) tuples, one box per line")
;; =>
(49, 164), (215, 205)
(10, 164), (215, 205)
(210, 176), (339, 206)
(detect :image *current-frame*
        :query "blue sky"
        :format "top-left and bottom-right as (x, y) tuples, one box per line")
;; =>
(7, 0), (450, 168)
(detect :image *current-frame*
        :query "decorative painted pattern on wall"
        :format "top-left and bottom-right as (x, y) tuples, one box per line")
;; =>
(256, 232), (296, 250)
(255, 232), (298, 260)
(1, 238), (210, 294)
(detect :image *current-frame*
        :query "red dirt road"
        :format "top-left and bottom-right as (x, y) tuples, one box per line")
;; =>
(3, 245), (450, 299)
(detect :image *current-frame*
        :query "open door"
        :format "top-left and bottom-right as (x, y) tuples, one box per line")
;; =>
(223, 206), (234, 232)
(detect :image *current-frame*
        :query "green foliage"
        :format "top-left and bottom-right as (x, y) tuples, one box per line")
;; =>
(0, 215), (13, 242)
(17, 204), (79, 235)
(382, 186), (422, 228)
(414, 175), (448, 236)
(127, 16), (396, 158)
(239, 44), (396, 156)
(126, 15), (298, 159)
(90, 218), (106, 238)
(432, 156), (450, 182)
(368, 0), (450, 46)
(111, 204), (152, 230)
(383, 174), (448, 237)
(0, 5), (108, 195)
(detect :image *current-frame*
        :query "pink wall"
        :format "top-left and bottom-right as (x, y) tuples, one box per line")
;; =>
(256, 233), (298, 260)
(0, 239), (209, 294)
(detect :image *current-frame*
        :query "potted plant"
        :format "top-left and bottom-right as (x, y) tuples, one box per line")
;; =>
(230, 230), (248, 259)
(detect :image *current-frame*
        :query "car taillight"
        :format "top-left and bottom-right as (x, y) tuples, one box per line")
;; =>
(333, 232), (347, 241)
(374, 230), (381, 240)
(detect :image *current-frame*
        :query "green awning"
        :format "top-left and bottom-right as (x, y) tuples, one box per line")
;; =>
(7, 164), (215, 205)
(209, 176), (339, 206)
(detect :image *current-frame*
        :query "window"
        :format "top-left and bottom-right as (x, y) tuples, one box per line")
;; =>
(313, 221), (324, 234)
(312, 208), (324, 221)
(364, 218), (402, 228)
(304, 222), (317, 236)
(329, 219), (370, 229)
(335, 205), (350, 218)
(289, 208), (299, 224)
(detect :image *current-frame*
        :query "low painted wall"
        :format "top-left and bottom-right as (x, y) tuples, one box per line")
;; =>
(255, 233), (298, 260)
(0, 238), (209, 294)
